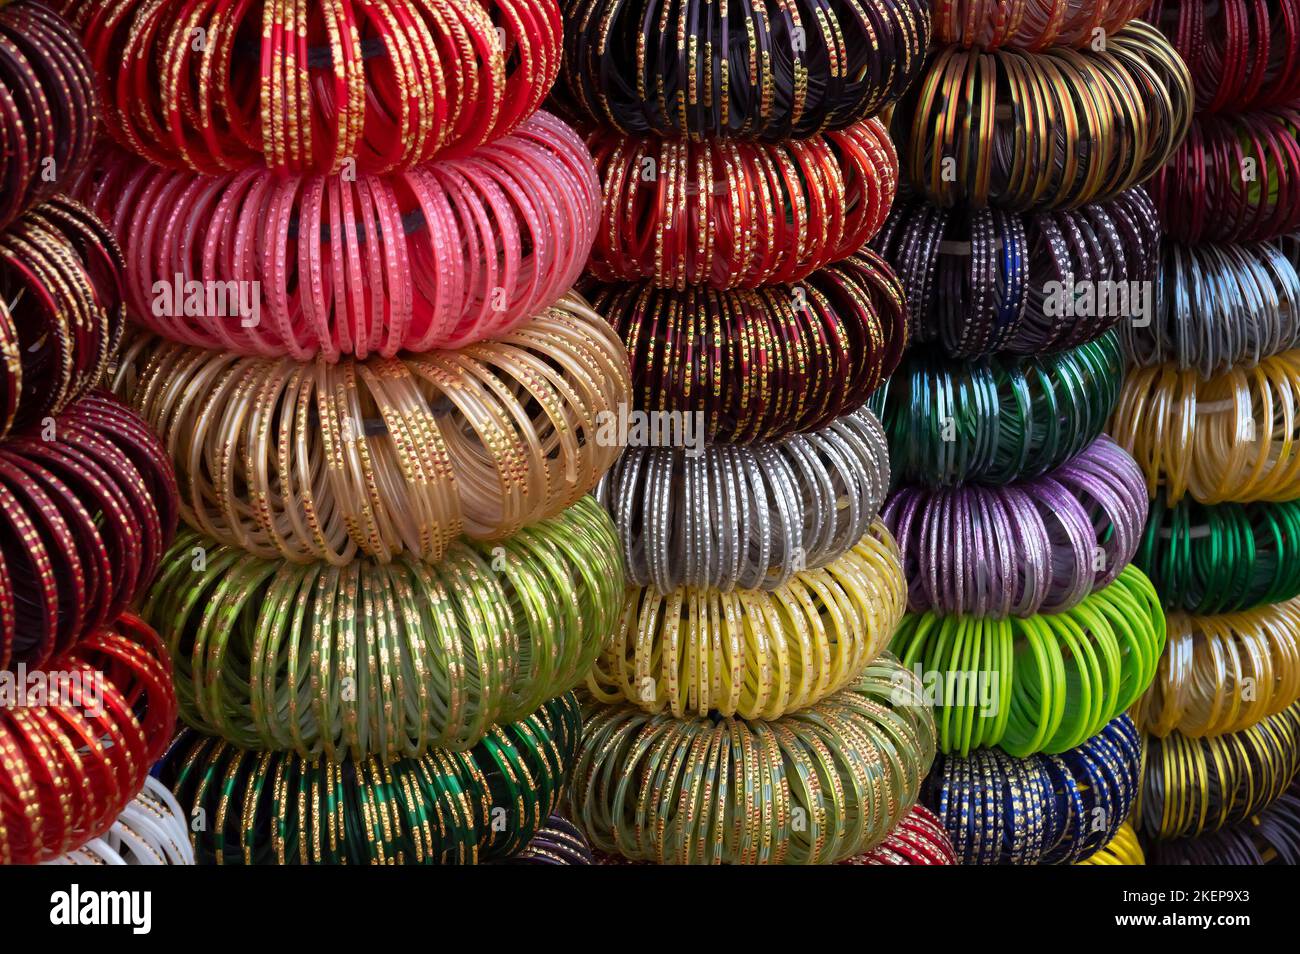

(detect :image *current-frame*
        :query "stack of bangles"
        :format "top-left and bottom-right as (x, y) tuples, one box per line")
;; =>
(59, 0), (562, 175)
(490, 816), (594, 866)
(585, 520), (906, 720)
(1136, 702), (1300, 840)
(587, 118), (898, 289)
(931, 0), (1148, 50)
(0, 0), (96, 231)
(569, 655), (937, 865)
(1148, 107), (1300, 244)
(43, 778), (194, 867)
(1148, 781), (1300, 864)
(0, 614), (177, 864)
(1075, 822), (1146, 865)
(142, 498), (623, 760)
(71, 112), (599, 359)
(110, 296), (631, 564)
(596, 408), (891, 592)
(160, 692), (582, 865)
(1120, 235), (1300, 377)
(923, 714), (1142, 865)
(1144, 0), (1300, 112)
(890, 565), (1166, 757)
(838, 805), (958, 865)
(591, 249), (907, 443)
(895, 21), (1193, 210)
(557, 0), (930, 139)
(874, 330), (1124, 486)
(1133, 598), (1300, 738)
(1109, 351), (1300, 504)
(1135, 494), (1300, 613)
(0, 392), (179, 671)
(0, 196), (126, 438)
(872, 188), (1160, 357)
(883, 437), (1149, 617)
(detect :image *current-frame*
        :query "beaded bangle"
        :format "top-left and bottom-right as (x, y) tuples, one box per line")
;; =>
(839, 805), (958, 865)
(923, 714), (1142, 865)
(1149, 107), (1300, 244)
(570, 653), (936, 865)
(0, 613), (178, 864)
(557, 0), (930, 140)
(895, 21), (1193, 210)
(1136, 702), (1300, 840)
(872, 188), (1160, 358)
(0, 392), (179, 673)
(43, 778), (194, 866)
(1109, 350), (1300, 504)
(1135, 494), (1300, 613)
(72, 112), (599, 360)
(111, 296), (630, 565)
(592, 249), (907, 444)
(1074, 822), (1145, 865)
(160, 691), (582, 865)
(61, 0), (561, 176)
(587, 519), (907, 721)
(491, 815), (594, 865)
(142, 496), (622, 761)
(0, 1), (97, 231)
(932, 0), (1149, 50)
(588, 118), (898, 289)
(884, 437), (1148, 617)
(891, 565), (1166, 757)
(597, 408), (891, 593)
(1148, 781), (1300, 864)
(0, 196), (125, 439)
(1133, 598), (1300, 739)
(874, 331), (1124, 487)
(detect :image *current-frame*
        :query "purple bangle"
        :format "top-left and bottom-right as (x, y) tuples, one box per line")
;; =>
(882, 437), (1148, 617)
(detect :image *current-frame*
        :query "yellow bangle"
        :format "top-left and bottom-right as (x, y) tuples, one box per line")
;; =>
(1075, 822), (1146, 865)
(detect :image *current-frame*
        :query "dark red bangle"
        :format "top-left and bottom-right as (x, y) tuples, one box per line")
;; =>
(838, 805), (958, 865)
(932, 0), (1149, 50)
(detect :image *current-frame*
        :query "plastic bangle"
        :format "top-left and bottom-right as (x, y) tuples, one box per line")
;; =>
(43, 778), (194, 866)
(933, 0), (1149, 50)
(490, 815), (594, 866)
(1148, 780), (1300, 864)
(837, 805), (958, 865)
(1074, 822), (1146, 865)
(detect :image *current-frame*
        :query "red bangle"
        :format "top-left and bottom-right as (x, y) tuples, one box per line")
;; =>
(931, 0), (1149, 50)
(838, 805), (958, 865)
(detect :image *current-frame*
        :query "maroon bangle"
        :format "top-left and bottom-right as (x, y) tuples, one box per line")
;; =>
(838, 805), (958, 865)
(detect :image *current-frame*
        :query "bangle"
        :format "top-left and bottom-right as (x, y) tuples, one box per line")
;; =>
(1136, 702), (1300, 840)
(591, 249), (907, 444)
(110, 295), (630, 565)
(160, 691), (582, 865)
(0, 612), (178, 864)
(895, 21), (1193, 210)
(883, 436), (1148, 617)
(0, 196), (126, 439)
(142, 497), (622, 761)
(61, 0), (562, 176)
(891, 565), (1166, 756)
(588, 118), (898, 289)
(1109, 350), (1300, 504)
(1134, 598), (1300, 738)
(557, 0), (930, 139)
(43, 777), (194, 866)
(923, 714), (1142, 864)
(0, 0), (97, 231)
(1074, 822), (1146, 865)
(1149, 108), (1300, 244)
(874, 331), (1124, 487)
(1148, 780), (1300, 864)
(596, 407), (891, 592)
(71, 112), (600, 360)
(932, 0), (1149, 50)
(0, 392), (179, 672)
(1121, 235), (1300, 378)
(586, 519), (907, 720)
(872, 188), (1160, 357)
(570, 653), (936, 865)
(838, 805), (958, 865)
(1135, 494), (1300, 613)
(490, 815), (594, 865)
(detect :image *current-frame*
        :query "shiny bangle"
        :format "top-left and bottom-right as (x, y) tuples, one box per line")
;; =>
(142, 497), (622, 761)
(72, 112), (599, 360)
(895, 21), (1193, 210)
(1074, 821), (1146, 865)
(587, 519), (907, 720)
(588, 118), (898, 289)
(891, 565), (1166, 756)
(557, 0), (930, 139)
(592, 249), (907, 444)
(923, 714), (1142, 865)
(874, 330), (1124, 487)
(490, 815), (594, 865)
(1109, 350), (1300, 504)
(933, 0), (1149, 50)
(43, 778), (194, 866)
(1148, 780), (1300, 864)
(160, 691), (582, 865)
(597, 407), (891, 593)
(110, 295), (630, 564)
(570, 653), (936, 865)
(884, 436), (1148, 617)
(838, 805), (958, 865)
